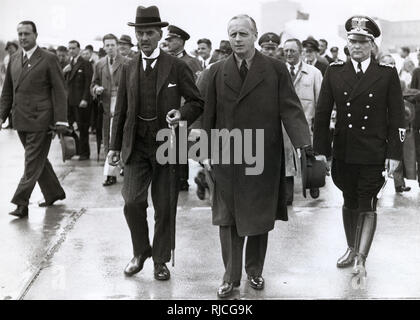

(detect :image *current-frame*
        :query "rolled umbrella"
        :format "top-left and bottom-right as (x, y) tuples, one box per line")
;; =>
(168, 124), (178, 267)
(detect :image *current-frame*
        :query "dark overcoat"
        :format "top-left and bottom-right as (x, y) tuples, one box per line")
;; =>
(203, 51), (311, 237)
(313, 60), (405, 164)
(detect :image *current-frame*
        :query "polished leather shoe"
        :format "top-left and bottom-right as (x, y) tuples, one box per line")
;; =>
(395, 186), (411, 193)
(247, 275), (264, 290)
(102, 176), (117, 187)
(336, 247), (356, 268)
(154, 263), (170, 281)
(310, 188), (320, 199)
(9, 205), (28, 218)
(217, 281), (240, 298)
(39, 194), (66, 207)
(124, 252), (151, 276)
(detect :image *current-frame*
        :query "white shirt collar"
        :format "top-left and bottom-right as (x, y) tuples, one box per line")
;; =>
(351, 57), (371, 73)
(286, 61), (301, 72)
(22, 45), (38, 60)
(141, 47), (160, 70)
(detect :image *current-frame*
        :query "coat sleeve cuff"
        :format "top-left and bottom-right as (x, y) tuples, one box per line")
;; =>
(55, 121), (69, 126)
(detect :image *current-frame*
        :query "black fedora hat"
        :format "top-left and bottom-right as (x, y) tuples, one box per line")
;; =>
(119, 34), (134, 47)
(300, 152), (327, 197)
(127, 6), (169, 28)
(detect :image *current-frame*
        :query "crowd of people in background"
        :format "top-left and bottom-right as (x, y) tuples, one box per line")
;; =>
(1, 26), (420, 195)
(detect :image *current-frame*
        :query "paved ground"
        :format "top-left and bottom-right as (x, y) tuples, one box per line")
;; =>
(1, 128), (420, 300)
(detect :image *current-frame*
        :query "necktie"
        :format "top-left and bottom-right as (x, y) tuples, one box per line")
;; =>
(144, 58), (156, 76)
(22, 54), (28, 67)
(239, 60), (248, 82)
(110, 57), (114, 65)
(290, 64), (296, 81)
(356, 61), (363, 79)
(71, 58), (75, 68)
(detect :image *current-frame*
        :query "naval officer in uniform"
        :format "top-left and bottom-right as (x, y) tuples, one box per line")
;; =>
(313, 15), (405, 276)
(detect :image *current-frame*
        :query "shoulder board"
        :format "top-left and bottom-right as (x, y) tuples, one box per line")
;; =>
(329, 61), (344, 66)
(379, 62), (394, 68)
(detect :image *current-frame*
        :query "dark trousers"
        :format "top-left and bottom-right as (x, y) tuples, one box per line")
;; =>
(415, 129), (420, 184)
(69, 104), (91, 158)
(122, 122), (177, 263)
(331, 158), (384, 211)
(11, 131), (65, 206)
(285, 176), (294, 204)
(219, 225), (268, 283)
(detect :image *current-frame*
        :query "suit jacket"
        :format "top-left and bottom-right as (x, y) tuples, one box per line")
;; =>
(0, 47), (67, 131)
(293, 61), (323, 126)
(410, 67), (420, 128)
(109, 50), (204, 164)
(313, 60), (405, 164)
(65, 56), (93, 106)
(91, 54), (129, 153)
(314, 60), (328, 76)
(202, 51), (311, 236)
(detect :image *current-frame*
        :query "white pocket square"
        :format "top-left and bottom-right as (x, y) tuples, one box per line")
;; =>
(168, 83), (177, 88)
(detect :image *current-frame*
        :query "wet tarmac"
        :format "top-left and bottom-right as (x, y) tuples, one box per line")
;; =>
(1, 128), (420, 300)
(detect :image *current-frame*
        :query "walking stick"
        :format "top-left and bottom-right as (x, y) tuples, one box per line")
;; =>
(169, 124), (177, 267)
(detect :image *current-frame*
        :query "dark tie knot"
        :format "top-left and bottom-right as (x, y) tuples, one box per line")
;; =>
(239, 59), (248, 82)
(110, 57), (114, 65)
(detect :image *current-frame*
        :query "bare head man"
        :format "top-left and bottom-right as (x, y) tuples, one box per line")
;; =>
(227, 14), (258, 60)
(17, 21), (37, 51)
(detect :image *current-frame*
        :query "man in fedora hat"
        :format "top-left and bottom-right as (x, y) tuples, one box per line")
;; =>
(302, 37), (328, 76)
(107, 5), (203, 281)
(118, 35), (136, 59)
(313, 15), (405, 277)
(0, 21), (68, 218)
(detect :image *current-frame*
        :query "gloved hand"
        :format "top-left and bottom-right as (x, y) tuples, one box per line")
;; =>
(56, 125), (71, 135)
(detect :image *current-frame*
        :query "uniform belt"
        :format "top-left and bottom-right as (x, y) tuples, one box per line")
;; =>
(137, 115), (158, 121)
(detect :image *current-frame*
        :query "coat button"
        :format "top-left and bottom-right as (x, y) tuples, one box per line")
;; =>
(347, 102), (351, 106)
(344, 92), (348, 95)
(366, 105), (370, 109)
(347, 113), (351, 117)
(364, 116), (368, 119)
(361, 126), (366, 130)
(348, 124), (353, 128)
(369, 93), (373, 97)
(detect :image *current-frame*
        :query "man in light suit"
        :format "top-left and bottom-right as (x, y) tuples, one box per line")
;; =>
(203, 14), (312, 298)
(284, 38), (323, 202)
(91, 33), (129, 186)
(107, 6), (203, 281)
(0, 21), (68, 218)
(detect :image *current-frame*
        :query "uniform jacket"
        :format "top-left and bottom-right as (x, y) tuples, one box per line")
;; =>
(314, 60), (328, 76)
(203, 50), (311, 236)
(91, 54), (129, 153)
(313, 60), (405, 164)
(178, 50), (203, 80)
(109, 50), (204, 164)
(0, 47), (67, 131)
(65, 56), (93, 106)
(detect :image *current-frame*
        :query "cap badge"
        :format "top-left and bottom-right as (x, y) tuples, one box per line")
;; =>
(352, 17), (368, 31)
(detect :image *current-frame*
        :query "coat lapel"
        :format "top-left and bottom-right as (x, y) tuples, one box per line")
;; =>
(156, 51), (173, 95)
(129, 54), (141, 114)
(12, 50), (23, 89)
(223, 54), (242, 96)
(293, 62), (307, 86)
(348, 62), (381, 101)
(338, 61), (358, 91)
(17, 47), (43, 86)
(237, 51), (265, 102)
(68, 57), (83, 81)
(112, 54), (123, 75)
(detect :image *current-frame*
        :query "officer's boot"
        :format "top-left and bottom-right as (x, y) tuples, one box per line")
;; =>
(352, 211), (377, 276)
(337, 207), (358, 268)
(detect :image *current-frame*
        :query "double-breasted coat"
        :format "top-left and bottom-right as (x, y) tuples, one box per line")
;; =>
(91, 54), (129, 153)
(313, 60), (405, 164)
(203, 51), (311, 236)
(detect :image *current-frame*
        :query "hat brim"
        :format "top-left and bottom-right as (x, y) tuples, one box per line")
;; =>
(118, 41), (134, 47)
(260, 42), (279, 48)
(127, 21), (169, 28)
(347, 32), (373, 41)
